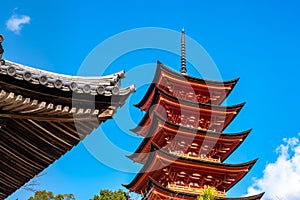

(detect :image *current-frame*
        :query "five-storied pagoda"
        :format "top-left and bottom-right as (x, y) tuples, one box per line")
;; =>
(124, 30), (264, 199)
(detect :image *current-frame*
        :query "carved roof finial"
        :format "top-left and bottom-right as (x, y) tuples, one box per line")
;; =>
(180, 28), (187, 74)
(0, 34), (5, 65)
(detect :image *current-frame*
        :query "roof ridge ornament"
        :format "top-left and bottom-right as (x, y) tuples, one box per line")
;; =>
(0, 34), (5, 65)
(1, 60), (135, 96)
(180, 29), (187, 75)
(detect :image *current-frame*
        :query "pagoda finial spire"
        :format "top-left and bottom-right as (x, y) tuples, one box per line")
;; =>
(180, 28), (187, 74)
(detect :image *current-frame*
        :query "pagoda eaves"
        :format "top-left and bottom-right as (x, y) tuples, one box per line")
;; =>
(124, 143), (257, 194)
(143, 178), (265, 200)
(135, 61), (239, 108)
(128, 113), (251, 164)
(131, 86), (245, 136)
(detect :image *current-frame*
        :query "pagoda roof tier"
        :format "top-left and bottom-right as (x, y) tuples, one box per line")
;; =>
(135, 61), (239, 108)
(0, 61), (135, 199)
(124, 143), (257, 194)
(131, 87), (244, 135)
(128, 113), (250, 164)
(142, 178), (264, 200)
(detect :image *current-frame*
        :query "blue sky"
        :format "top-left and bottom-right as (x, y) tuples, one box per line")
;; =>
(1, 1), (300, 199)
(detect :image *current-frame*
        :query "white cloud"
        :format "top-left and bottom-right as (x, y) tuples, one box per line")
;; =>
(245, 133), (300, 200)
(6, 14), (31, 34)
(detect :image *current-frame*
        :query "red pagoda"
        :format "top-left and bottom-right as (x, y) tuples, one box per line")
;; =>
(124, 30), (264, 199)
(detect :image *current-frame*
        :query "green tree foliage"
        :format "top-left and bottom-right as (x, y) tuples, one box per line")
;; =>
(197, 186), (217, 200)
(90, 189), (130, 200)
(27, 189), (130, 200)
(28, 190), (75, 200)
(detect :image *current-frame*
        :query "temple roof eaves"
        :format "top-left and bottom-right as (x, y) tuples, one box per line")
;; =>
(0, 60), (135, 96)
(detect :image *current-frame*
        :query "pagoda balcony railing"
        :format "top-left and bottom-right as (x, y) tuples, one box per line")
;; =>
(166, 85), (211, 104)
(167, 182), (226, 197)
(162, 83), (222, 104)
(166, 113), (212, 131)
(168, 150), (221, 163)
